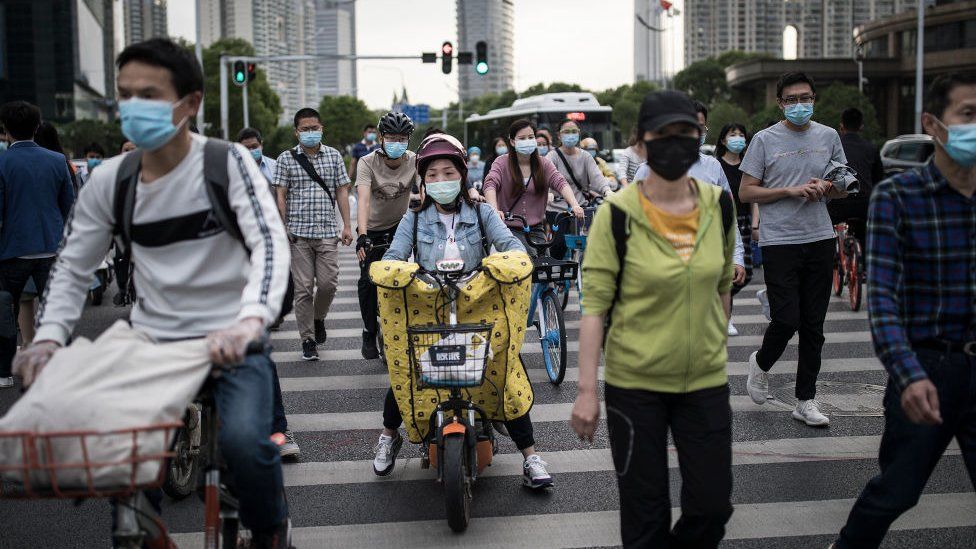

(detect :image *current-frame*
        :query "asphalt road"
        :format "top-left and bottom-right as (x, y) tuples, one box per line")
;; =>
(1, 243), (974, 548)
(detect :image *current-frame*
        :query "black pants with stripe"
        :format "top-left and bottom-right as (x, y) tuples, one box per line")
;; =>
(605, 383), (733, 549)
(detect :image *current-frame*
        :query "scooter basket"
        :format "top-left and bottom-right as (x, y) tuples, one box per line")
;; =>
(0, 423), (180, 499)
(408, 323), (493, 389)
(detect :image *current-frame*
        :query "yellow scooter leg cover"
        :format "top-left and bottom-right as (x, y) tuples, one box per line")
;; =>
(370, 252), (534, 444)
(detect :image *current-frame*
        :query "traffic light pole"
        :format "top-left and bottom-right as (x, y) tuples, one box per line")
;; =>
(218, 53), (424, 139)
(242, 84), (249, 129)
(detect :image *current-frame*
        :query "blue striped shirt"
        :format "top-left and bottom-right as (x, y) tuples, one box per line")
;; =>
(867, 161), (976, 390)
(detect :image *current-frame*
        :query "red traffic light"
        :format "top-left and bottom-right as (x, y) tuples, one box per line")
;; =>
(441, 41), (453, 74)
(442, 41), (454, 55)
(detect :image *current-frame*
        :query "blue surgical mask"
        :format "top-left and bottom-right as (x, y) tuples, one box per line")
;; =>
(425, 179), (461, 204)
(384, 141), (408, 159)
(0, 142), (7, 152)
(119, 97), (187, 151)
(784, 103), (814, 126)
(726, 136), (746, 154)
(87, 158), (102, 170)
(250, 148), (263, 161)
(495, 145), (508, 156)
(700, 131), (708, 147)
(537, 145), (550, 156)
(514, 139), (537, 156)
(585, 149), (598, 158)
(366, 132), (377, 142)
(299, 131), (322, 148)
(561, 133), (580, 147)
(934, 119), (976, 168)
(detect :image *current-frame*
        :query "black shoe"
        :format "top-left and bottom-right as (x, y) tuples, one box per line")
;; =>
(301, 338), (319, 361)
(314, 319), (327, 344)
(251, 518), (293, 549)
(361, 331), (379, 360)
(269, 317), (283, 331)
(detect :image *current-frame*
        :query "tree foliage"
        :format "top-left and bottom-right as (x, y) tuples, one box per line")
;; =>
(706, 101), (751, 145)
(58, 119), (125, 158)
(195, 38), (281, 138)
(594, 80), (659, 143)
(672, 51), (772, 108)
(316, 95), (375, 153)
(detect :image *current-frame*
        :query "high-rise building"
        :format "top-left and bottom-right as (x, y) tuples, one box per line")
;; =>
(123, 0), (168, 45)
(0, 0), (116, 124)
(315, 0), (357, 98)
(201, 0), (324, 125)
(683, 0), (914, 66)
(634, 0), (666, 83)
(457, 0), (514, 103)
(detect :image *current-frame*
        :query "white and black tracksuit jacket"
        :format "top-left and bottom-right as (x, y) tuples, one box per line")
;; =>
(35, 134), (291, 344)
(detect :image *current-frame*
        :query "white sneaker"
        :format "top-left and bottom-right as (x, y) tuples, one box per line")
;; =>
(0, 376), (13, 388)
(522, 454), (553, 489)
(727, 320), (739, 337)
(756, 289), (771, 321)
(793, 400), (830, 426)
(372, 432), (402, 476)
(746, 351), (769, 405)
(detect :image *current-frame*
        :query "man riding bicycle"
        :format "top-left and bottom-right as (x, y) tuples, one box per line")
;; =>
(12, 39), (292, 548)
(355, 111), (417, 360)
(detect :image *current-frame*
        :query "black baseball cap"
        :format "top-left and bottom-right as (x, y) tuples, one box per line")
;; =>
(637, 90), (701, 136)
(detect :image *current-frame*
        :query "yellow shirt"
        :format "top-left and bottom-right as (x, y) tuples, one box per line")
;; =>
(639, 191), (699, 263)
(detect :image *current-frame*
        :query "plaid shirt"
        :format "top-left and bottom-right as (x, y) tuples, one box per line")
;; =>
(867, 161), (976, 390)
(273, 144), (350, 239)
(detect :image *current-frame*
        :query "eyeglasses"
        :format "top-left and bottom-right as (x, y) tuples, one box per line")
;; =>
(559, 129), (580, 135)
(298, 125), (322, 132)
(780, 95), (816, 105)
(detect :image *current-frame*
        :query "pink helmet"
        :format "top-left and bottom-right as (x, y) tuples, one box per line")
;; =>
(416, 133), (468, 183)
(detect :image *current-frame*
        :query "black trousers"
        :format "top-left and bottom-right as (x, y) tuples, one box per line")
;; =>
(358, 226), (398, 335)
(756, 239), (834, 400)
(605, 383), (733, 549)
(0, 257), (55, 377)
(382, 387), (535, 450)
(731, 215), (754, 299)
(837, 348), (976, 548)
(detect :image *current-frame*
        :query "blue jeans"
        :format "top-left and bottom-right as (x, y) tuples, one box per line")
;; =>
(836, 347), (976, 548)
(215, 349), (288, 533)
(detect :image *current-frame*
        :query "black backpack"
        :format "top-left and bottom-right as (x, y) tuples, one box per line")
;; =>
(113, 139), (248, 297)
(605, 190), (735, 320)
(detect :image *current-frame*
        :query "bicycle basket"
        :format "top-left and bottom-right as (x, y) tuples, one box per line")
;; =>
(0, 423), (180, 499)
(408, 323), (493, 389)
(531, 256), (578, 283)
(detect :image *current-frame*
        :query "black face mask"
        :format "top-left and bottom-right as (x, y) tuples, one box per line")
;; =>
(644, 136), (700, 181)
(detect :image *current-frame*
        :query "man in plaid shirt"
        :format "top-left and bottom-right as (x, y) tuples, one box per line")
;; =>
(273, 108), (353, 361)
(833, 72), (976, 548)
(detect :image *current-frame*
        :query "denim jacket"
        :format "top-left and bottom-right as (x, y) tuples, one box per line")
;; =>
(383, 201), (525, 271)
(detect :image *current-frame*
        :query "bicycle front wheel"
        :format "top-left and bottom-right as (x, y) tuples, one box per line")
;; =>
(539, 289), (567, 385)
(848, 240), (863, 312)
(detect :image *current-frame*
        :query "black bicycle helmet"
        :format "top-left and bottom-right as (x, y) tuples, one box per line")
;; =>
(378, 111), (415, 136)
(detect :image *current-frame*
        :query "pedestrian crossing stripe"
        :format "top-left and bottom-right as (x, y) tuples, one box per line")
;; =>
(169, 492), (976, 548)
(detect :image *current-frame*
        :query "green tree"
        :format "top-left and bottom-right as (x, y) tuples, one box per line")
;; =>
(595, 80), (659, 144)
(672, 59), (728, 107)
(262, 125), (298, 160)
(316, 95), (375, 153)
(59, 119), (125, 158)
(196, 38), (281, 138)
(705, 101), (750, 145)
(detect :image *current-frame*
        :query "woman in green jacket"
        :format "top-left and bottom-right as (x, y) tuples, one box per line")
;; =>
(571, 90), (736, 549)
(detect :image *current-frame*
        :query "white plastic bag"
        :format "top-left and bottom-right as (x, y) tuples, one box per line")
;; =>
(0, 321), (211, 492)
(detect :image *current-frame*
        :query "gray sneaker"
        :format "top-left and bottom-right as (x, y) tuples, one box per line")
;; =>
(0, 376), (13, 389)
(757, 289), (771, 321)
(273, 430), (301, 458)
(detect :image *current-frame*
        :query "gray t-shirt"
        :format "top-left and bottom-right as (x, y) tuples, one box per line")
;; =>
(739, 121), (846, 246)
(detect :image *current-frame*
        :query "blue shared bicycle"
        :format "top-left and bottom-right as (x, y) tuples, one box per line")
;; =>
(504, 213), (578, 385)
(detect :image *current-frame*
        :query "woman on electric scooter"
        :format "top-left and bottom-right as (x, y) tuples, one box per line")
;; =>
(371, 133), (555, 490)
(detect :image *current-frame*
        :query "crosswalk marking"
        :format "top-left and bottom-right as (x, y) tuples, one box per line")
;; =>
(278, 436), (958, 487)
(169, 492), (976, 548)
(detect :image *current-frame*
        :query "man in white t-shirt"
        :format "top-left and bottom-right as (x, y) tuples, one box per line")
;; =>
(14, 39), (293, 547)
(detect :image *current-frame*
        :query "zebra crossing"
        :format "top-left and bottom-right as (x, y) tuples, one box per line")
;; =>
(169, 245), (976, 548)
(4, 242), (972, 548)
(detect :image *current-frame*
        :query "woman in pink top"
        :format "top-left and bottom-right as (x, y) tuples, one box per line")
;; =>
(483, 119), (584, 255)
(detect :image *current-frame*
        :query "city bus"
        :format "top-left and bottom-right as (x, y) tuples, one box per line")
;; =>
(464, 92), (616, 159)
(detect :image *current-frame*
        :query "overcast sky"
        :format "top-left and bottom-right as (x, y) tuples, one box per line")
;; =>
(167, 0), (684, 110)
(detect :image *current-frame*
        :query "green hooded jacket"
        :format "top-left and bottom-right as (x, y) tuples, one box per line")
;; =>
(581, 180), (736, 393)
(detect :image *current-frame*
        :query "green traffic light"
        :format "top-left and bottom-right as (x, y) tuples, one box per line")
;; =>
(234, 71), (246, 83)
(475, 61), (489, 75)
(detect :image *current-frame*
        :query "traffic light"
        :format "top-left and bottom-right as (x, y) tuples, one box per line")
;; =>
(441, 41), (453, 74)
(232, 61), (247, 87)
(475, 41), (489, 75)
(246, 62), (256, 83)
